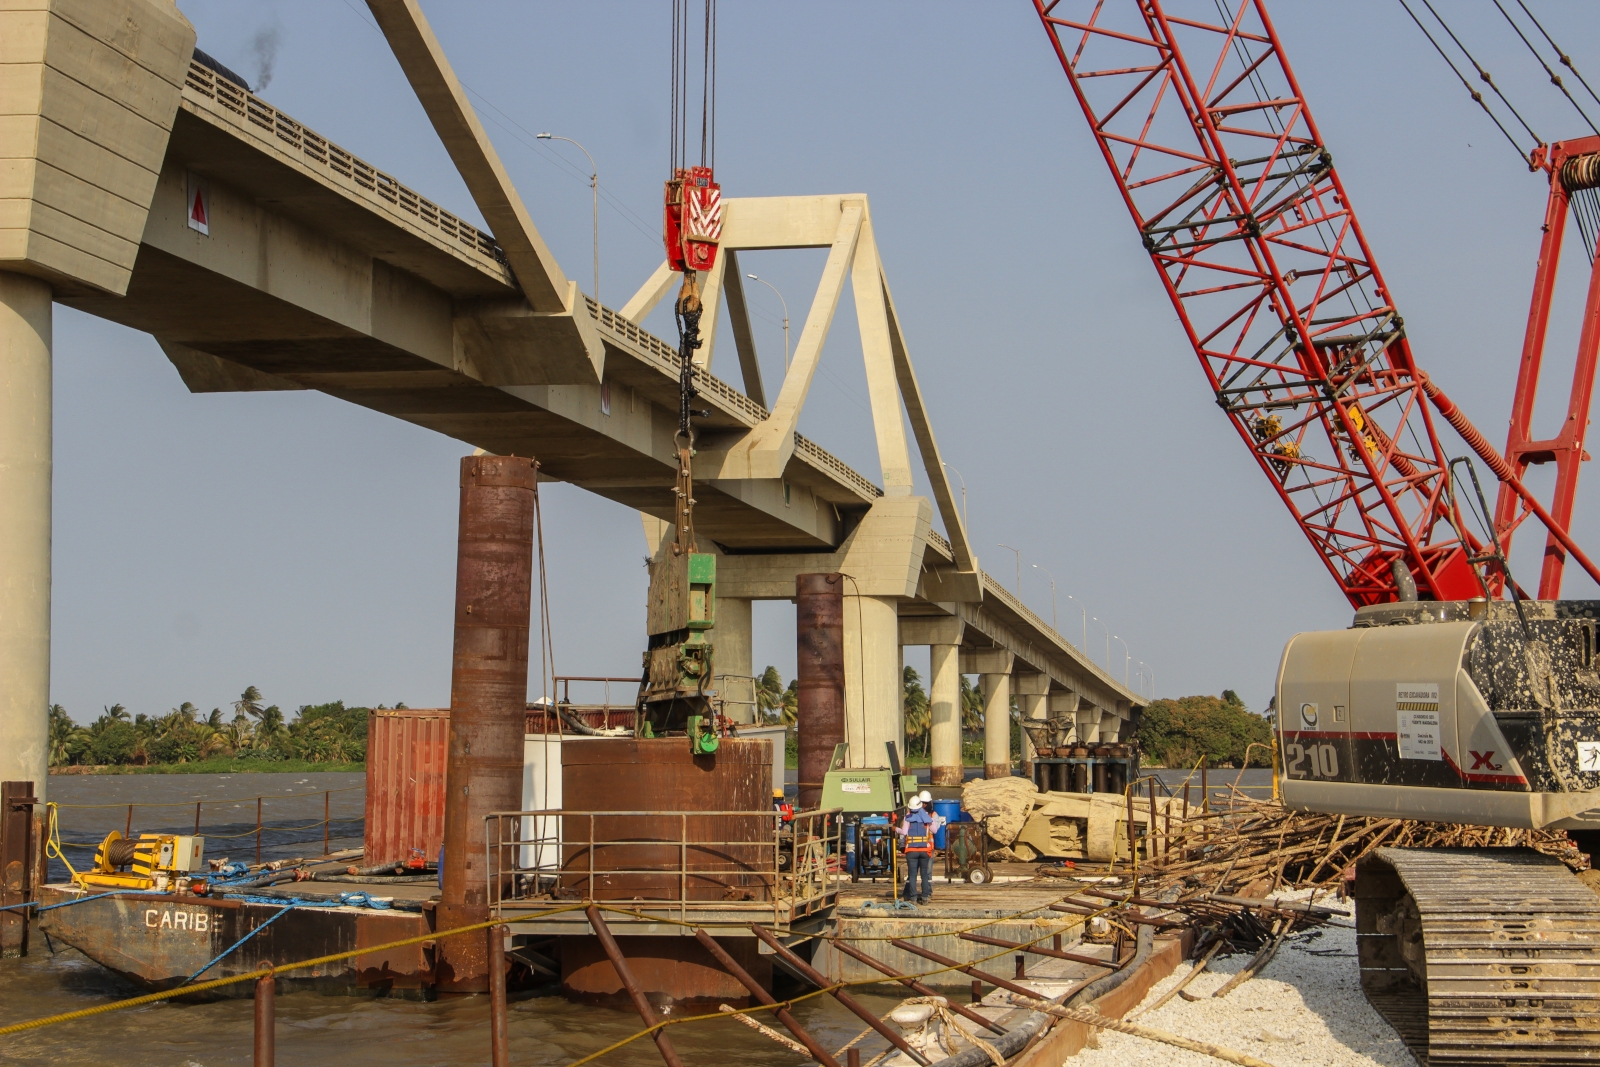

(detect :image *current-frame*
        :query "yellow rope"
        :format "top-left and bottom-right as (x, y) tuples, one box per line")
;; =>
(0, 902), (585, 1036)
(561, 898), (1119, 1067)
(3, 888), (1132, 1065)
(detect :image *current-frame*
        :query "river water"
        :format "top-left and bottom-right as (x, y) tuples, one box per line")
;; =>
(2, 772), (906, 1067)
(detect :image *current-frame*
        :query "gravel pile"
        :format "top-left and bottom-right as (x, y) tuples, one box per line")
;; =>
(1066, 893), (1416, 1066)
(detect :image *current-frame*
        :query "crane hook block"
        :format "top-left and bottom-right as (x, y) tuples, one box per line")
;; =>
(664, 166), (722, 274)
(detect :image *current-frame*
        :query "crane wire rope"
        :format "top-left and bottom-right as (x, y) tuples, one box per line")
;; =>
(1515, 0), (1600, 115)
(1419, 0), (1544, 149)
(1395, 0), (1534, 162)
(1492, 0), (1600, 137)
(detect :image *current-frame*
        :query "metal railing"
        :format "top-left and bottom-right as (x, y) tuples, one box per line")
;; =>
(485, 808), (842, 928)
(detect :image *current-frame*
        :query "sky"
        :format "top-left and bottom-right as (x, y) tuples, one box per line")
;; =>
(46, 0), (1600, 723)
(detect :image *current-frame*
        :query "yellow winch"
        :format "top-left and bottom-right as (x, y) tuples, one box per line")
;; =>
(77, 830), (205, 891)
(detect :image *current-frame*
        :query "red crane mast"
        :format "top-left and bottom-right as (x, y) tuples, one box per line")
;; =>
(1031, 0), (1600, 606)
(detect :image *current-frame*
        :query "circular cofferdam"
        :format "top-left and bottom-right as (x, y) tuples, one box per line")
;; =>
(559, 737), (775, 1003)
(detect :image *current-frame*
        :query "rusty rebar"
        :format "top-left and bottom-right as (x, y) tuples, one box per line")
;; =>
(256, 797), (262, 865)
(825, 935), (1006, 1035)
(587, 907), (684, 1067)
(958, 931), (1115, 970)
(692, 928), (841, 1067)
(752, 925), (930, 1066)
(888, 937), (1044, 1001)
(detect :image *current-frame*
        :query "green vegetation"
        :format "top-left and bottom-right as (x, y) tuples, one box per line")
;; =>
(1135, 690), (1273, 768)
(48, 689), (379, 771)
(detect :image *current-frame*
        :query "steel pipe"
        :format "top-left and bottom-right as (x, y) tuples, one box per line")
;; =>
(826, 935), (1006, 1035)
(438, 455), (538, 992)
(489, 925), (508, 1067)
(692, 928), (842, 1067)
(752, 925), (931, 1066)
(587, 907), (684, 1067)
(253, 972), (274, 1067)
(796, 574), (845, 809)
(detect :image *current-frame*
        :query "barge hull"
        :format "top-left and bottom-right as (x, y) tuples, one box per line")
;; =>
(38, 885), (435, 997)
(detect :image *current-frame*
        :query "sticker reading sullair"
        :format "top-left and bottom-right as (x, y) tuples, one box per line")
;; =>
(1397, 682), (1441, 761)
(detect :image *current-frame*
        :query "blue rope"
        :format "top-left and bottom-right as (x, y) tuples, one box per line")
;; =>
(0, 890), (169, 914)
(184, 903), (295, 984)
(184, 890), (394, 983)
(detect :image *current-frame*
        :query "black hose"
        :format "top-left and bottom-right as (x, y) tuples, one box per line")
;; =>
(309, 874), (438, 884)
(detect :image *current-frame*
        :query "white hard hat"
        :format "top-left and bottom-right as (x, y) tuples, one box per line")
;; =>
(919, 790), (933, 805)
(907, 796), (923, 810)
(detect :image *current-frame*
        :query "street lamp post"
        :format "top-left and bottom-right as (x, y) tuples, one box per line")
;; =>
(997, 544), (1022, 598)
(1064, 594), (1087, 652)
(746, 274), (790, 370)
(1030, 563), (1058, 630)
(536, 133), (598, 305)
(1091, 617), (1110, 670)
(1113, 635), (1131, 686)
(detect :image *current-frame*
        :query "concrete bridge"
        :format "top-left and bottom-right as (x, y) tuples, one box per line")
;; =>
(0, 0), (1142, 802)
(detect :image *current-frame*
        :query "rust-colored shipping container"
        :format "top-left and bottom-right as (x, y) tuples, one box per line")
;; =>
(364, 708), (449, 869)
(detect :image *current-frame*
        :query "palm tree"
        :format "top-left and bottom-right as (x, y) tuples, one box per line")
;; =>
(207, 707), (223, 728)
(959, 676), (984, 735)
(755, 666), (786, 723)
(233, 686), (264, 722)
(171, 701), (198, 721)
(903, 666), (931, 756)
(48, 704), (77, 766)
(779, 679), (798, 726)
(103, 703), (129, 722)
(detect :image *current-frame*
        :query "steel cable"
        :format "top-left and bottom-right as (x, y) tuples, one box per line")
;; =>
(1492, 0), (1600, 136)
(1395, 0), (1533, 162)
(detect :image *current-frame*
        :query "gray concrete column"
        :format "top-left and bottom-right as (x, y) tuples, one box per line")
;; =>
(980, 672), (1012, 780)
(0, 273), (50, 807)
(715, 595), (755, 723)
(843, 593), (901, 767)
(928, 643), (962, 787)
(1018, 691), (1047, 772)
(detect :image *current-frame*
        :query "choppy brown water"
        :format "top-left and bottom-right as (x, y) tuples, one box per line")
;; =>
(6, 772), (903, 1066)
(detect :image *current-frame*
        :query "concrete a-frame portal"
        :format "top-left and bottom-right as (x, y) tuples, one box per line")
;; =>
(0, 0), (1143, 803)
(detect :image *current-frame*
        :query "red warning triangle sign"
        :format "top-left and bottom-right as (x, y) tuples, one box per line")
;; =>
(190, 189), (207, 228)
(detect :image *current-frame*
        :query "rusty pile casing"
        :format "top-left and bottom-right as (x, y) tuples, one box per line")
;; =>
(796, 573), (845, 810)
(437, 455), (537, 992)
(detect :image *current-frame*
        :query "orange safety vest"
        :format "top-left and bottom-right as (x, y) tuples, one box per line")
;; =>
(903, 811), (935, 853)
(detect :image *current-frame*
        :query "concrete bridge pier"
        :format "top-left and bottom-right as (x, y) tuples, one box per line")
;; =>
(900, 616), (964, 787)
(963, 650), (1015, 780)
(1015, 672), (1049, 777)
(0, 273), (52, 808)
(842, 592), (903, 768)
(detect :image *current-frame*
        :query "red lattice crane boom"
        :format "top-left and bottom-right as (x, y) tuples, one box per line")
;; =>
(1031, 0), (1600, 606)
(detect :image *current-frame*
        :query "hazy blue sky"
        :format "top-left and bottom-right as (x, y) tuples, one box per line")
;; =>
(47, 1), (1600, 722)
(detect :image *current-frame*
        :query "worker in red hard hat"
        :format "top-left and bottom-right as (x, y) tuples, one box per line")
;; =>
(896, 793), (944, 905)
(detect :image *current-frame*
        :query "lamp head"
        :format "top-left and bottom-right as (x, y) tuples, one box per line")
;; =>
(536, 132), (553, 139)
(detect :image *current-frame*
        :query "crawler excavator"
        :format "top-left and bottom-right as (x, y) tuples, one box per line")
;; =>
(1033, 2), (1600, 1061)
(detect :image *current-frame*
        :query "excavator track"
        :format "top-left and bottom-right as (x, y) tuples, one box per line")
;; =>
(1354, 848), (1600, 1065)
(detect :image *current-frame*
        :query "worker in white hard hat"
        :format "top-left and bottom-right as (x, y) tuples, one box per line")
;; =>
(896, 792), (946, 904)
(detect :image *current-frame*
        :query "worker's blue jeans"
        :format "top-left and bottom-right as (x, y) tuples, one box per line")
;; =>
(903, 851), (933, 901)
